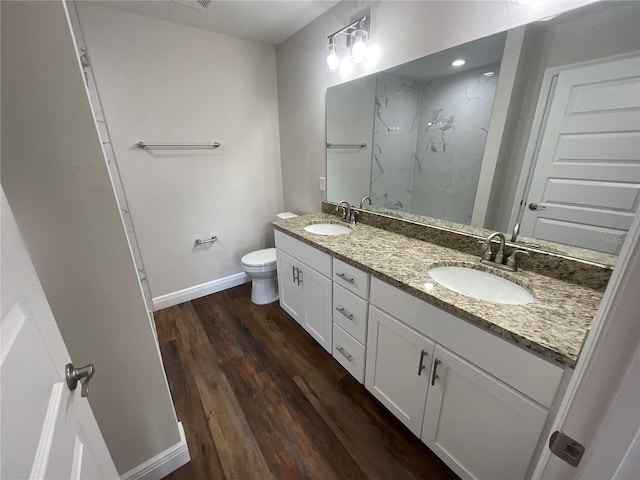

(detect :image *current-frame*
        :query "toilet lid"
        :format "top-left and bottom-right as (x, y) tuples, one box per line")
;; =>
(241, 248), (276, 267)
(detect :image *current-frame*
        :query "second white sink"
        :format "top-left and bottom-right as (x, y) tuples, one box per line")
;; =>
(428, 266), (534, 305)
(304, 223), (351, 236)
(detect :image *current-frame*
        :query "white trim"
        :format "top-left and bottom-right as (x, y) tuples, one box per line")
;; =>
(152, 272), (250, 311)
(507, 50), (640, 232)
(120, 422), (190, 480)
(531, 208), (640, 478)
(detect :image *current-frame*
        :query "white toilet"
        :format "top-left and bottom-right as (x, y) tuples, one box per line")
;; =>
(241, 212), (297, 305)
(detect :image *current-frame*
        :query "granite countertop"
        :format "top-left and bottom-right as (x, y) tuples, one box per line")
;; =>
(273, 213), (604, 368)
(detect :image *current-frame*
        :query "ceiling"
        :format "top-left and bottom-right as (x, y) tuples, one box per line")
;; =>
(388, 31), (507, 83)
(96, 0), (340, 45)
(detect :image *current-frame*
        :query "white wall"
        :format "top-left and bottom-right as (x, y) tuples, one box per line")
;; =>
(1, 0), (181, 474)
(276, 0), (593, 214)
(76, 4), (283, 302)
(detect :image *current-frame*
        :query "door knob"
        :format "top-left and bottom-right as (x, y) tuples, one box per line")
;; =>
(65, 363), (95, 398)
(528, 202), (546, 211)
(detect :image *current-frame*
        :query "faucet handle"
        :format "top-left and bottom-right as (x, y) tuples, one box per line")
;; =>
(506, 249), (530, 269)
(478, 239), (493, 260)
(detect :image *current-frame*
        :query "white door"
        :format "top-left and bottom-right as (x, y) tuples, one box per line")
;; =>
(422, 345), (548, 480)
(520, 54), (640, 254)
(1, 192), (118, 480)
(365, 306), (435, 436)
(300, 265), (332, 353)
(276, 249), (303, 325)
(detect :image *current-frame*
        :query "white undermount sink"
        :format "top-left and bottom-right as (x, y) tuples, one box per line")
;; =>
(304, 223), (351, 236)
(428, 266), (534, 305)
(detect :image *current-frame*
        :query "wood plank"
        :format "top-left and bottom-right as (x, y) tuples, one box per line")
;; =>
(159, 340), (224, 480)
(171, 301), (276, 480)
(158, 284), (459, 480)
(193, 294), (368, 480)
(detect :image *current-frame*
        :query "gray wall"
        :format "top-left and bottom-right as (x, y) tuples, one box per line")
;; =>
(1, 1), (181, 474)
(77, 4), (283, 301)
(276, 0), (593, 214)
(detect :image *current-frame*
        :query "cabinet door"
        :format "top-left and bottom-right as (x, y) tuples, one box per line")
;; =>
(276, 249), (303, 325)
(422, 345), (548, 480)
(365, 306), (435, 436)
(300, 265), (333, 353)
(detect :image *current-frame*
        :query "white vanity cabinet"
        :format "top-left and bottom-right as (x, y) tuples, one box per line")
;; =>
(367, 277), (565, 480)
(422, 344), (548, 480)
(365, 306), (435, 435)
(331, 258), (370, 383)
(275, 231), (332, 353)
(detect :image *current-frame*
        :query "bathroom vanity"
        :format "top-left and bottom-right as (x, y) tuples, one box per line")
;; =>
(273, 212), (607, 480)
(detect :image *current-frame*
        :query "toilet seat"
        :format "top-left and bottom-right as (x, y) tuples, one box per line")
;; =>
(241, 248), (276, 268)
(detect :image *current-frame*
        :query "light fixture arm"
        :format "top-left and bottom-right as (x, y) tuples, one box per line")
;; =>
(327, 15), (369, 48)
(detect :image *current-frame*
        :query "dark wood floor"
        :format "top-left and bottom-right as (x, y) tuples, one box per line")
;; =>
(155, 283), (459, 480)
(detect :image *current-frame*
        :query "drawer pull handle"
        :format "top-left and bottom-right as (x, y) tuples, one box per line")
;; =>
(336, 346), (353, 361)
(431, 358), (441, 386)
(336, 272), (355, 284)
(417, 349), (428, 376)
(336, 307), (354, 320)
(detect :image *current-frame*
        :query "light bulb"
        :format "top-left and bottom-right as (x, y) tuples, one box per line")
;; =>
(326, 40), (339, 72)
(350, 28), (368, 63)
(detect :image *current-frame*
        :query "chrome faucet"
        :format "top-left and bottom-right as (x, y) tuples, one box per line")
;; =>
(480, 232), (530, 272)
(511, 222), (520, 243)
(360, 196), (373, 209)
(336, 200), (359, 223)
(336, 200), (351, 221)
(482, 232), (506, 264)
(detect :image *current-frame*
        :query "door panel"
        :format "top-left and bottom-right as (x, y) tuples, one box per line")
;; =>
(1, 192), (118, 479)
(422, 345), (547, 480)
(301, 265), (333, 353)
(276, 249), (303, 325)
(521, 55), (640, 254)
(365, 306), (435, 436)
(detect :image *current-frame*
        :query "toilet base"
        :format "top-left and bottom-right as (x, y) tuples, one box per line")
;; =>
(250, 277), (279, 305)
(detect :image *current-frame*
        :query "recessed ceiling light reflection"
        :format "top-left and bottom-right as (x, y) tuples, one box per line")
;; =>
(451, 59), (466, 67)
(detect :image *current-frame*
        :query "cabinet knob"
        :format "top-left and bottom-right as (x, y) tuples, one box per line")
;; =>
(336, 346), (353, 361)
(336, 272), (355, 284)
(417, 350), (428, 376)
(431, 358), (441, 386)
(336, 307), (354, 320)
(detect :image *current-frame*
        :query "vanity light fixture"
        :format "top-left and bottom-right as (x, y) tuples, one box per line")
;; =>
(326, 15), (370, 72)
(451, 59), (466, 67)
(326, 37), (340, 72)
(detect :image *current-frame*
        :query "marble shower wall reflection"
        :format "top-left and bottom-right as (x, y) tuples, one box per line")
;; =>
(68, 6), (154, 313)
(371, 74), (422, 210)
(372, 66), (499, 223)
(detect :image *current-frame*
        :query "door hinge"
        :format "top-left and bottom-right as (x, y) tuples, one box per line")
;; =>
(549, 430), (585, 467)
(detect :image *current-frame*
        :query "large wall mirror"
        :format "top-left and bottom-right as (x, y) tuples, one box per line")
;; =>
(326, 1), (640, 264)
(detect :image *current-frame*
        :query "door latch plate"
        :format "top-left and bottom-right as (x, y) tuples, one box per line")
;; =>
(549, 430), (585, 467)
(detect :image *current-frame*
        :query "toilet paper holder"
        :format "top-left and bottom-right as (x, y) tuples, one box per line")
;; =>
(195, 236), (218, 245)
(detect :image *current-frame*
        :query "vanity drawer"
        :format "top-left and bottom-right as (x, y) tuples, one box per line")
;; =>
(275, 230), (331, 277)
(333, 323), (366, 383)
(333, 258), (369, 299)
(333, 284), (368, 344)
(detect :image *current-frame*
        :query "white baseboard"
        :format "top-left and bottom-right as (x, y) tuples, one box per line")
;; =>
(152, 272), (250, 311)
(121, 422), (190, 480)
